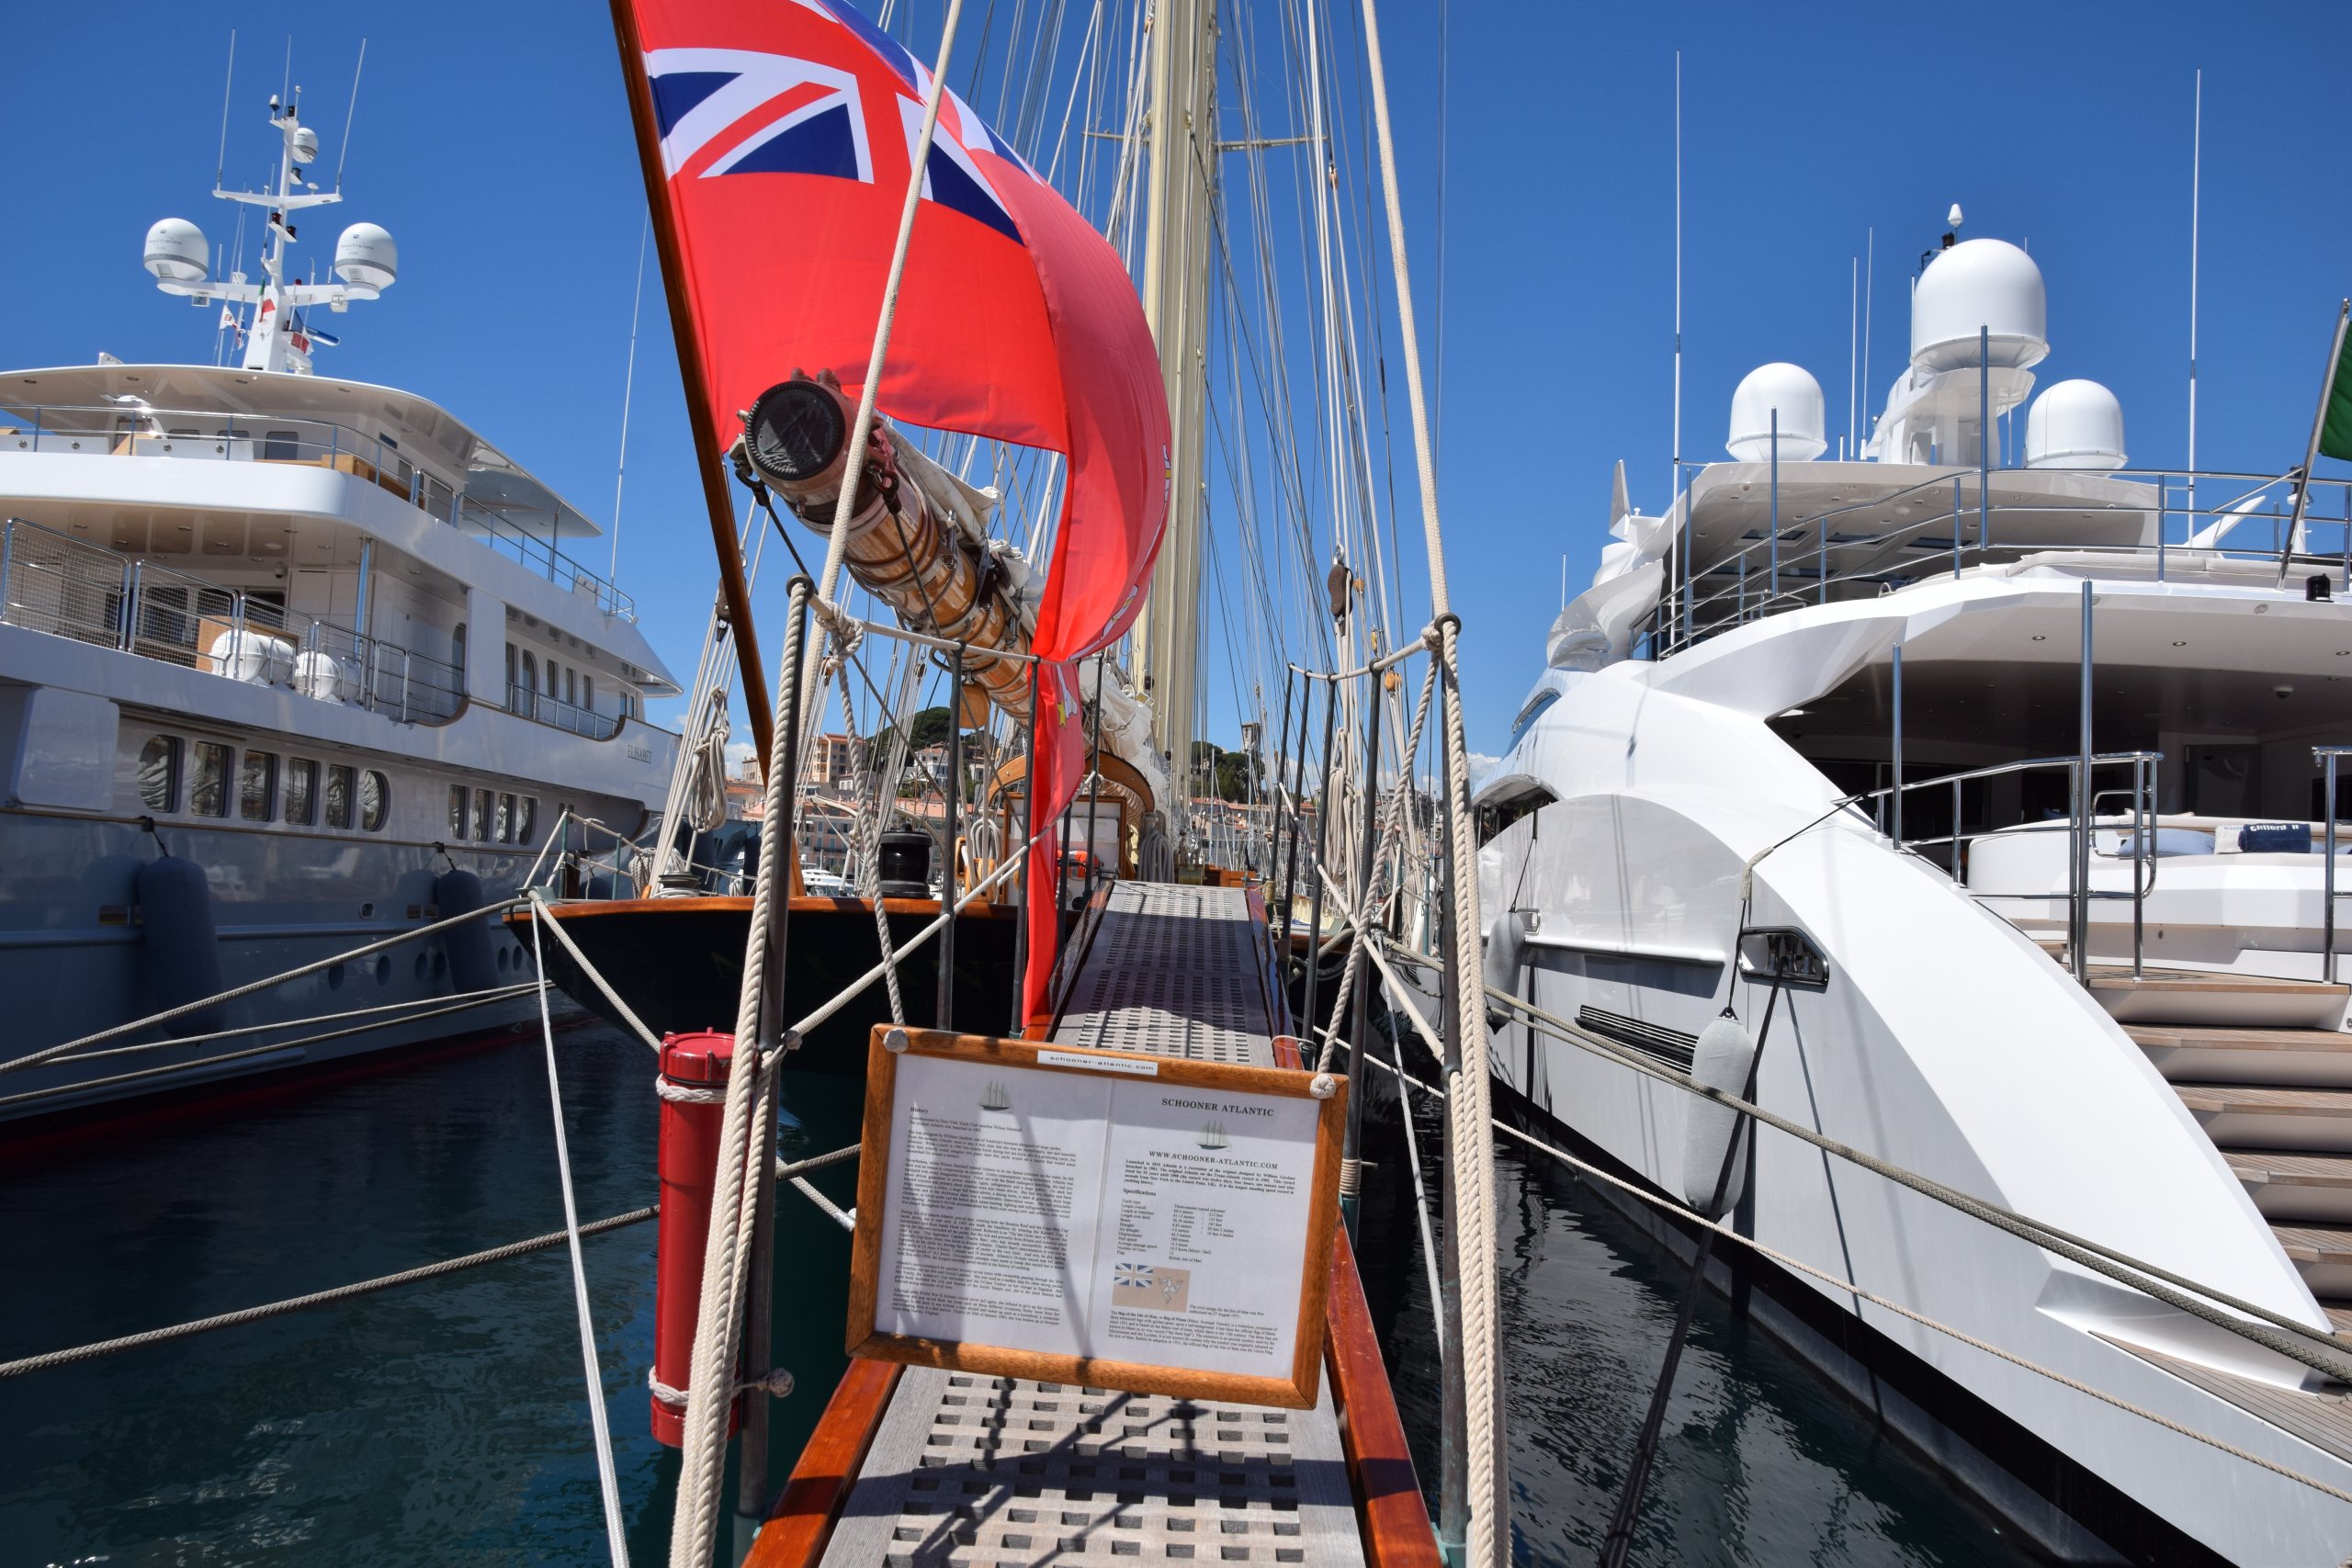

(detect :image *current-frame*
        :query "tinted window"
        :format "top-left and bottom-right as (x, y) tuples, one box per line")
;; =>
(285, 758), (318, 826)
(448, 784), (468, 837)
(325, 764), (354, 829)
(517, 796), (538, 844)
(190, 742), (230, 817)
(473, 788), (492, 841)
(239, 751), (277, 821)
(138, 735), (180, 812)
(1507, 689), (1560, 750)
(360, 771), (388, 831)
(497, 792), (514, 843)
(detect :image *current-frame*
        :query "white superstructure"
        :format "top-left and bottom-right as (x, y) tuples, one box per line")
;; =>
(0, 91), (679, 1120)
(1473, 223), (2352, 1562)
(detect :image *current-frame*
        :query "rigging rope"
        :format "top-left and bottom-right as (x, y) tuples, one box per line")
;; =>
(1353, 0), (1509, 1547)
(527, 913), (630, 1568)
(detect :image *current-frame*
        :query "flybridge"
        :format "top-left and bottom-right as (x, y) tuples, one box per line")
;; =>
(141, 75), (397, 378)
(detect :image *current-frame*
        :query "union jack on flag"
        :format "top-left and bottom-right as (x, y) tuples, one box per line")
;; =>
(1113, 1262), (1155, 1291)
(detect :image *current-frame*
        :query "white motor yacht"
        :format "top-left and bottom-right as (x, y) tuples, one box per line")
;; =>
(0, 91), (679, 1121)
(1471, 225), (2352, 1562)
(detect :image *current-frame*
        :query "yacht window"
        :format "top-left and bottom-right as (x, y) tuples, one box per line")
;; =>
(449, 785), (469, 837)
(360, 771), (388, 831)
(505, 642), (517, 689)
(517, 796), (537, 844)
(520, 651), (538, 709)
(620, 692), (636, 722)
(239, 752), (277, 821)
(325, 764), (355, 829)
(1507, 690), (1560, 750)
(190, 742), (230, 817)
(285, 758), (318, 825)
(138, 735), (181, 812)
(497, 793), (514, 842)
(564, 667), (578, 707)
(263, 429), (300, 461)
(473, 787), (492, 841)
(582, 675), (594, 713)
(452, 623), (467, 677)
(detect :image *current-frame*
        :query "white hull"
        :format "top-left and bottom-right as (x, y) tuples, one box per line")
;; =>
(1464, 564), (2352, 1563)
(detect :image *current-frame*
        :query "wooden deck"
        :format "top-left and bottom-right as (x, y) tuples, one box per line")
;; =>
(744, 885), (1436, 1568)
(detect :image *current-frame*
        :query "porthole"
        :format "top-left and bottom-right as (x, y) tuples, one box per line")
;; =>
(496, 945), (511, 972)
(326, 962), (345, 991)
(413, 952), (429, 981)
(374, 953), (391, 985)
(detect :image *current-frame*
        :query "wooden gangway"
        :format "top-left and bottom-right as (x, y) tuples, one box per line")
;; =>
(744, 884), (1437, 1568)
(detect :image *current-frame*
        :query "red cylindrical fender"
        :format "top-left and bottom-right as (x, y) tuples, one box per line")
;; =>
(652, 1030), (740, 1447)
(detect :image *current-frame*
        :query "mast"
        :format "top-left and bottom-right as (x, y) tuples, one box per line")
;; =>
(1132, 0), (1217, 831)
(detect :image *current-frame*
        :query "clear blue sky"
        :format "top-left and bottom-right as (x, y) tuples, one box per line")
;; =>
(7, 2), (2350, 759)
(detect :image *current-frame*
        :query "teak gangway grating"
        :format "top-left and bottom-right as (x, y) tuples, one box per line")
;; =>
(788, 884), (1379, 1568)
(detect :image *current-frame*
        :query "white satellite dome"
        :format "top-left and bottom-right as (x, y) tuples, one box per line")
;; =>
(289, 126), (321, 167)
(142, 217), (209, 283)
(2025, 379), (2126, 472)
(333, 223), (399, 291)
(1726, 363), (1827, 463)
(1911, 238), (2047, 374)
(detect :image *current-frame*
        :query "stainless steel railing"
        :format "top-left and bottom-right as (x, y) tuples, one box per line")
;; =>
(505, 681), (622, 741)
(1847, 749), (2164, 981)
(0, 514), (466, 725)
(1, 401), (636, 619)
(1652, 464), (2352, 659)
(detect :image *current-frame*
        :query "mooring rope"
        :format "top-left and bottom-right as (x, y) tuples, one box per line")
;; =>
(1363, 1049), (2352, 1511)
(1, 897), (531, 1078)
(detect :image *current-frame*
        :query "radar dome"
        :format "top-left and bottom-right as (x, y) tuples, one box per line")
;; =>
(142, 217), (209, 283)
(1726, 364), (1827, 463)
(333, 223), (398, 292)
(2025, 379), (2126, 472)
(289, 126), (320, 167)
(1911, 238), (2047, 374)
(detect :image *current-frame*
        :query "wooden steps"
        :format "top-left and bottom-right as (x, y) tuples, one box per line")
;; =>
(2086, 966), (2348, 1030)
(2269, 1225), (2352, 1300)
(2173, 1084), (2352, 1153)
(2129, 1022), (2352, 1089)
(2222, 1151), (2352, 1224)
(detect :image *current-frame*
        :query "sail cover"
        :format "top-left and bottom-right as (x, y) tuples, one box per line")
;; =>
(616, 0), (1170, 1020)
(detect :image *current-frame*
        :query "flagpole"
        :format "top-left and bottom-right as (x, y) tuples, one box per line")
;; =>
(606, 0), (774, 766)
(2280, 299), (2351, 586)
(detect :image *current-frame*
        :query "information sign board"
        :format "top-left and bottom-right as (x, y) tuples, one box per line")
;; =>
(847, 1026), (1347, 1409)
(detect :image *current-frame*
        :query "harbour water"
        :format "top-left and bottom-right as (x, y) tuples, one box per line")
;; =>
(0, 1027), (2035, 1565)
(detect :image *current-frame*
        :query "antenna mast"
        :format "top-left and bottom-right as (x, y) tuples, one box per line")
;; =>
(1670, 48), (1682, 502)
(1861, 226), (1875, 453)
(2188, 67), (2202, 524)
(611, 215), (650, 581)
(334, 39), (368, 192)
(214, 31), (237, 189)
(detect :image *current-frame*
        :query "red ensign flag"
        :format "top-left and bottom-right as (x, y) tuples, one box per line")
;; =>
(616, 0), (1170, 1020)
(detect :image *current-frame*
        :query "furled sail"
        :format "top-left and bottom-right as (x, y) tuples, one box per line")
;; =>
(613, 0), (1170, 1020)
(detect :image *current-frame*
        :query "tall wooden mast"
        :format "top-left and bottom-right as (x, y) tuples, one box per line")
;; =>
(1133, 0), (1217, 816)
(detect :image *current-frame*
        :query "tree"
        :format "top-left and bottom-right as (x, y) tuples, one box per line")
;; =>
(908, 705), (954, 750)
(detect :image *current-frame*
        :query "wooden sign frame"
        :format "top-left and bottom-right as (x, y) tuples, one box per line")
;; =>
(847, 1026), (1347, 1409)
